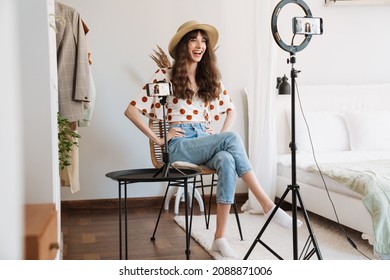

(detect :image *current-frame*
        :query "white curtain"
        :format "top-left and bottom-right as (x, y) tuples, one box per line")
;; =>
(242, 0), (278, 213)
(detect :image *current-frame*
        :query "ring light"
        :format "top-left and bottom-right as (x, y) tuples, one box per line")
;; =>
(271, 0), (313, 53)
(245, 0), (324, 260)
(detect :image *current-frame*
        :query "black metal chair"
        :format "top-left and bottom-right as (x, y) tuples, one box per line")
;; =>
(149, 119), (244, 241)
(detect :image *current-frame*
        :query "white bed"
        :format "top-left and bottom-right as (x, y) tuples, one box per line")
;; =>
(275, 83), (390, 259)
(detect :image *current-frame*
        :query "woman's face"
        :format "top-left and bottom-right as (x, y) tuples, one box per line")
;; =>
(187, 31), (207, 63)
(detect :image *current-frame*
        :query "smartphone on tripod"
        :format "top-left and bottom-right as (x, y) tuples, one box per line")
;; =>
(293, 17), (323, 35)
(146, 82), (173, 97)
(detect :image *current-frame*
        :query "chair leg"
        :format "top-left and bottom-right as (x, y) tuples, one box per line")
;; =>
(204, 174), (215, 230)
(232, 200), (244, 241)
(198, 175), (208, 228)
(188, 177), (198, 251)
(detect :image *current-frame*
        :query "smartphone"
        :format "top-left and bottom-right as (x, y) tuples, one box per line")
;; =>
(146, 82), (173, 97)
(293, 17), (323, 35)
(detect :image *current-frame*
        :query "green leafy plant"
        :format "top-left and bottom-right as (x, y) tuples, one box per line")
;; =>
(57, 113), (80, 170)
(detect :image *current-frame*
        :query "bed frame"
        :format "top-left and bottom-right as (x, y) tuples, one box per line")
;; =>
(275, 83), (390, 238)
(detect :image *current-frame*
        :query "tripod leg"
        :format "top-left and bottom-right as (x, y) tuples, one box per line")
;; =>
(295, 189), (323, 260)
(243, 187), (290, 260)
(171, 165), (186, 175)
(163, 164), (170, 177)
(243, 184), (322, 260)
(153, 166), (164, 177)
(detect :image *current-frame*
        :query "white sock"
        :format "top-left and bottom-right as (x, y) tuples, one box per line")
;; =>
(265, 206), (303, 229)
(211, 238), (239, 259)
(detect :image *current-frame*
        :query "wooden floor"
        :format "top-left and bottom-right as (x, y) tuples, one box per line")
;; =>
(61, 197), (245, 260)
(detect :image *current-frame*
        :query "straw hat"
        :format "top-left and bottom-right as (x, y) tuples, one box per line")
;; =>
(168, 20), (219, 59)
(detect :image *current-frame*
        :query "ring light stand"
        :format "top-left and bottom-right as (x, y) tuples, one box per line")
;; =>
(244, 0), (322, 260)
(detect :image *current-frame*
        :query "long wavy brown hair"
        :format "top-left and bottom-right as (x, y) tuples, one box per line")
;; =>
(170, 29), (221, 103)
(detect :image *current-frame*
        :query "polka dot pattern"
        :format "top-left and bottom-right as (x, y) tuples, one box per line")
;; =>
(128, 68), (235, 122)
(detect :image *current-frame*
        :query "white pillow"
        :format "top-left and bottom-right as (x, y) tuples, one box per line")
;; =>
(344, 111), (390, 151)
(286, 111), (350, 152)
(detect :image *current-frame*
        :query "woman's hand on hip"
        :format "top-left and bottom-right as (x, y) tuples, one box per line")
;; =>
(167, 127), (184, 141)
(205, 126), (215, 135)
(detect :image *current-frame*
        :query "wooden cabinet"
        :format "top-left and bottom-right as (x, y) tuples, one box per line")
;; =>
(25, 203), (59, 260)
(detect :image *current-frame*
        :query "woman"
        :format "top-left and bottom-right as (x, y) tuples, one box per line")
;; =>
(125, 20), (302, 258)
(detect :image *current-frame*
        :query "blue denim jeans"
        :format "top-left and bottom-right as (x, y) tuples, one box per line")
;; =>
(168, 123), (253, 204)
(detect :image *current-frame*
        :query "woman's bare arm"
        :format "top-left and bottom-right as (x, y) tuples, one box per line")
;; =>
(124, 105), (164, 146)
(124, 104), (184, 146)
(220, 108), (237, 132)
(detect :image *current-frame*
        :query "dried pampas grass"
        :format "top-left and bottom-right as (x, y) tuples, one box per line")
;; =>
(149, 45), (171, 68)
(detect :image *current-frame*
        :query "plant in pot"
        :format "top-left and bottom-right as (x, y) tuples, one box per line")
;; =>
(57, 113), (80, 170)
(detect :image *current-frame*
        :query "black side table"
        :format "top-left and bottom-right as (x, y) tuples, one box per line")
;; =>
(105, 168), (200, 260)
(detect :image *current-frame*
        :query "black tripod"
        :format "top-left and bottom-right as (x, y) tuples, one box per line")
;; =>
(244, 52), (322, 260)
(153, 96), (185, 178)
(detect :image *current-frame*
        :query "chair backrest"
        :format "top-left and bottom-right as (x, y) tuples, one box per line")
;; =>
(149, 119), (165, 168)
(148, 119), (216, 174)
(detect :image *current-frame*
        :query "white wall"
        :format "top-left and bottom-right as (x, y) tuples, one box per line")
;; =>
(275, 1), (390, 85)
(0, 0), (24, 260)
(0, 0), (59, 260)
(20, 0), (60, 205)
(59, 0), (390, 201)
